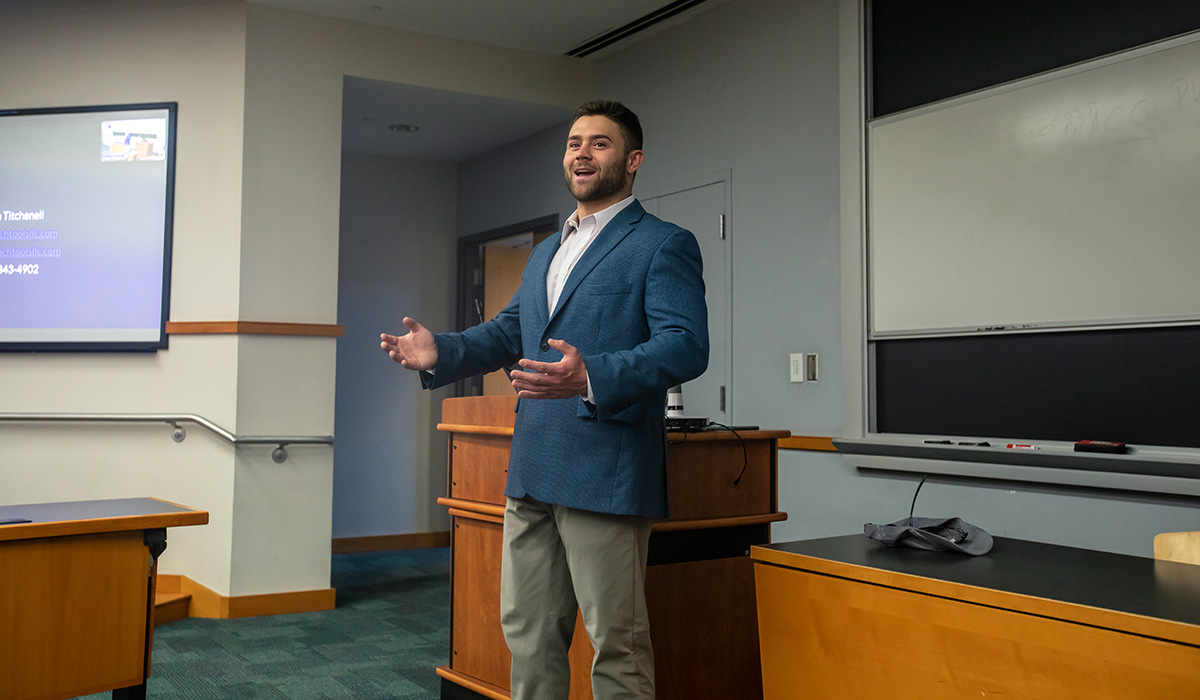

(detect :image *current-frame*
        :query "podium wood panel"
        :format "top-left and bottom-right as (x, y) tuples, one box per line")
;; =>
(452, 517), (510, 689)
(665, 437), (773, 520)
(449, 434), (511, 506)
(441, 396), (517, 430)
(449, 512), (596, 698)
(646, 556), (763, 700)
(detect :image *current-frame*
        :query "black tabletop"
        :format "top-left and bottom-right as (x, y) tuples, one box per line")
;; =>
(0, 497), (192, 523)
(758, 534), (1200, 628)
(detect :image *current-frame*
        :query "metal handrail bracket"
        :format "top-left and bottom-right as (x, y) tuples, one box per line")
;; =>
(0, 413), (333, 463)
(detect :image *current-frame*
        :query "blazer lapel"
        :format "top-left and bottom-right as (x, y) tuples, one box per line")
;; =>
(549, 201), (645, 323)
(530, 232), (563, 327)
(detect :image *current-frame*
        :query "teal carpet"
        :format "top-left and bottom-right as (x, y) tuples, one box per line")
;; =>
(74, 547), (451, 700)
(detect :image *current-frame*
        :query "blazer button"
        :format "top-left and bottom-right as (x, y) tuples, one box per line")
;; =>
(540, 343), (550, 352)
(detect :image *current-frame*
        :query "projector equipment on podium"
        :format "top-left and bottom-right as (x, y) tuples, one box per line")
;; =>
(664, 384), (709, 431)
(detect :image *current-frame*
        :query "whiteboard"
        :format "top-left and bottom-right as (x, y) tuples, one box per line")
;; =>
(868, 32), (1200, 337)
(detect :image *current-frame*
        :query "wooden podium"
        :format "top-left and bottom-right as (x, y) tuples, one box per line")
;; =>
(0, 497), (208, 700)
(434, 396), (788, 700)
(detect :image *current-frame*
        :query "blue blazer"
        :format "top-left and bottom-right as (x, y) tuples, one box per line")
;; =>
(424, 201), (708, 518)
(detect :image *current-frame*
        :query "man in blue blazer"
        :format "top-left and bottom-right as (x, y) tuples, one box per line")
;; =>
(381, 100), (708, 700)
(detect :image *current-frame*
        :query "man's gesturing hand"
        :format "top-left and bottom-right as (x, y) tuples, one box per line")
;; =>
(511, 338), (588, 400)
(380, 317), (438, 372)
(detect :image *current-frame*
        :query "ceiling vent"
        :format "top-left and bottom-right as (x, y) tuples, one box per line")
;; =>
(565, 0), (711, 58)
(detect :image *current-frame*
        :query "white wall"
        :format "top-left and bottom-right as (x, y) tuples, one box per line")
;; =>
(588, 0), (850, 545)
(0, 0), (595, 598)
(334, 153), (457, 539)
(456, 123), (577, 237)
(0, 0), (248, 593)
(238, 4), (593, 542)
(592, 0), (1200, 557)
(455, 0), (1200, 558)
(330, 126), (575, 542)
(241, 0), (1200, 560)
(6, 0), (1196, 606)
(596, 0), (1200, 555)
(593, 0), (843, 435)
(451, 0), (845, 542)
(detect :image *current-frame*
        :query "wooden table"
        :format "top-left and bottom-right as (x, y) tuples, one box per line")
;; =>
(0, 498), (208, 700)
(436, 396), (788, 700)
(752, 535), (1200, 700)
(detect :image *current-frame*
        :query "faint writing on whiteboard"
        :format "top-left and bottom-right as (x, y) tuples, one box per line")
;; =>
(1022, 99), (1152, 148)
(1171, 77), (1200, 113)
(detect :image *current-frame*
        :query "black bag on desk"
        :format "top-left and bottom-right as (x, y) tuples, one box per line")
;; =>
(864, 516), (994, 556)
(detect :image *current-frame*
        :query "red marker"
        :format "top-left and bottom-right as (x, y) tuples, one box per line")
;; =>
(1006, 443), (1037, 450)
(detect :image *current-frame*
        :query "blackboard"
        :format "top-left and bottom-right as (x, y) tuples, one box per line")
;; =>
(875, 326), (1200, 449)
(868, 0), (1200, 451)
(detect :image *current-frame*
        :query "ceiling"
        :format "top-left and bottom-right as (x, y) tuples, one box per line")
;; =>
(340, 78), (574, 162)
(249, 0), (716, 161)
(249, 0), (700, 56)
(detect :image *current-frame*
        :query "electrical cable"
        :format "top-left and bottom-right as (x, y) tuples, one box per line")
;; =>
(908, 474), (929, 525)
(706, 422), (749, 485)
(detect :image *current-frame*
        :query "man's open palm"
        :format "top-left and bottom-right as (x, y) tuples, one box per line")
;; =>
(380, 317), (438, 371)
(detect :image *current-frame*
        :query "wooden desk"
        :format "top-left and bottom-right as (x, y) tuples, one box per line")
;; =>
(0, 498), (208, 700)
(752, 535), (1200, 700)
(436, 396), (788, 700)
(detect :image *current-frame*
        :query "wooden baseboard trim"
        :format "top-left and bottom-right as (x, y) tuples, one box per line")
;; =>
(778, 435), (837, 452)
(332, 531), (451, 554)
(166, 321), (344, 337)
(156, 573), (336, 619)
(156, 573), (182, 594)
(154, 591), (192, 627)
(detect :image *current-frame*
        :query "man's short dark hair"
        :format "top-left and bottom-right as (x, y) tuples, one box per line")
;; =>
(573, 100), (643, 153)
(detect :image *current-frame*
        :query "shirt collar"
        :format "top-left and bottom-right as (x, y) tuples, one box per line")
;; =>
(564, 195), (636, 239)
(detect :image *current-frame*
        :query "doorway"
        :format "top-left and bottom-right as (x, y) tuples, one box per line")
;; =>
(455, 214), (560, 396)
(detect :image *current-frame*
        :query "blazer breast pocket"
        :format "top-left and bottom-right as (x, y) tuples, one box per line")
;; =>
(580, 282), (632, 296)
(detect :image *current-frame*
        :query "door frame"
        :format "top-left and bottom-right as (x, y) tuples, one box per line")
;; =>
(640, 170), (734, 421)
(455, 214), (562, 396)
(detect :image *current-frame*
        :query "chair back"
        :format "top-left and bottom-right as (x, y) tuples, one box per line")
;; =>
(1154, 531), (1200, 566)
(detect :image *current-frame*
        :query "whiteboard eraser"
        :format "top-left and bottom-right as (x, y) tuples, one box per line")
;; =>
(1074, 440), (1127, 454)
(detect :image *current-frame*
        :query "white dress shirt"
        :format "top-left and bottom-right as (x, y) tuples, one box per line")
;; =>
(546, 195), (636, 401)
(547, 195), (636, 313)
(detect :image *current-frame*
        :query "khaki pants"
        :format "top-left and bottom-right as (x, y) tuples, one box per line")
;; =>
(500, 496), (655, 700)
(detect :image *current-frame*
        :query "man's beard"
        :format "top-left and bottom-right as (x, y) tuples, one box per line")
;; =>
(565, 162), (628, 203)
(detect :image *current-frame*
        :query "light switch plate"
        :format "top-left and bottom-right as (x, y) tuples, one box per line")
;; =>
(790, 353), (805, 383)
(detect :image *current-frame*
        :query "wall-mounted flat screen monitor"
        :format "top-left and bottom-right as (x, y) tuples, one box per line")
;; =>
(0, 102), (176, 351)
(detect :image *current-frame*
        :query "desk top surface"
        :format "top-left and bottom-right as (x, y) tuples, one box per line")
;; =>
(0, 497), (208, 541)
(754, 534), (1200, 631)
